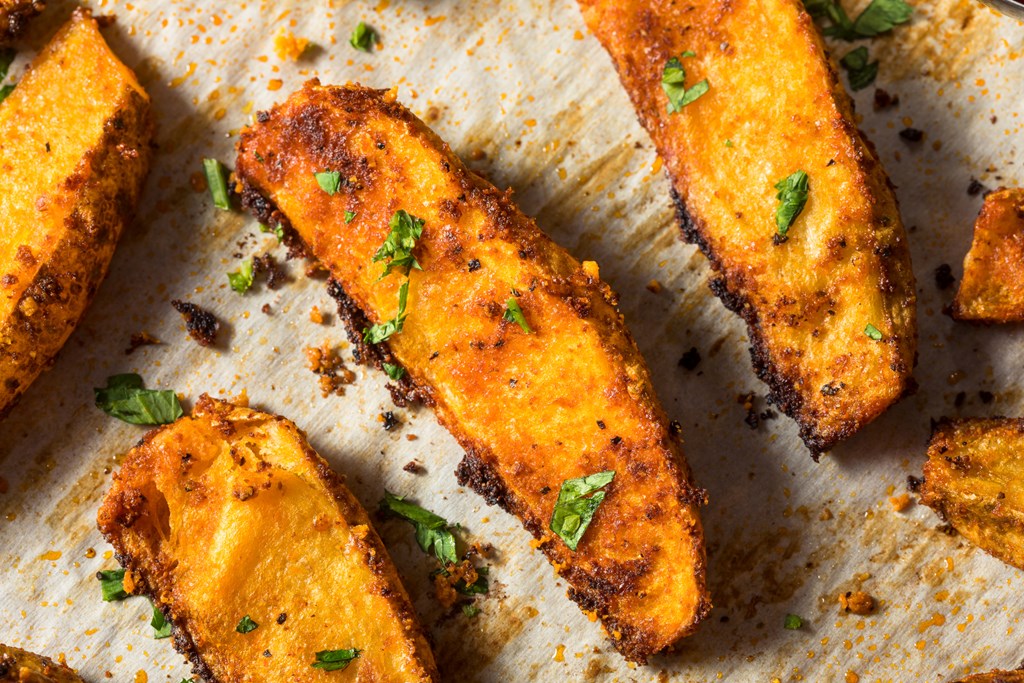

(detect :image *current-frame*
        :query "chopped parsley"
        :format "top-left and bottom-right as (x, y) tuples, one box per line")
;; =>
(259, 223), (285, 242)
(865, 323), (883, 341)
(503, 296), (532, 333)
(373, 210), (425, 279)
(94, 374), (183, 425)
(151, 602), (172, 639)
(454, 565), (489, 595)
(202, 158), (232, 210)
(236, 615), (258, 634)
(312, 648), (361, 672)
(774, 170), (810, 238)
(0, 48), (15, 103)
(97, 569), (128, 602)
(462, 603), (481, 618)
(383, 362), (406, 380)
(550, 471), (615, 551)
(349, 21), (377, 52)
(345, 210), (357, 224)
(314, 170), (342, 196)
(227, 259), (254, 294)
(661, 52), (709, 113)
(784, 613), (804, 630)
(804, 0), (912, 40)
(379, 491), (457, 565)
(725, 139), (734, 148)
(840, 47), (878, 91)
(363, 280), (409, 345)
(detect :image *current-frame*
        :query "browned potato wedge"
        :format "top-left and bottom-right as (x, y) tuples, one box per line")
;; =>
(922, 418), (1024, 570)
(0, 8), (152, 418)
(576, 0), (917, 455)
(235, 82), (709, 662)
(949, 188), (1024, 322)
(0, 0), (44, 43)
(97, 395), (438, 683)
(0, 644), (83, 682)
(950, 671), (1024, 683)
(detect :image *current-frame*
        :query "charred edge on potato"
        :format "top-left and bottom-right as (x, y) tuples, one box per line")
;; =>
(0, 0), (44, 43)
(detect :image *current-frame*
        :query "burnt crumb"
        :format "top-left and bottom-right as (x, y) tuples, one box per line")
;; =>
(679, 347), (701, 371)
(276, 613), (287, 624)
(256, 110), (270, 123)
(979, 390), (995, 404)
(954, 391), (966, 408)
(772, 233), (788, 246)
(539, 486), (551, 495)
(263, 650), (272, 658)
(967, 178), (988, 196)
(670, 420), (683, 436)
(467, 258), (482, 272)
(304, 343), (355, 397)
(937, 523), (958, 536)
(261, 303), (272, 315)
(906, 475), (924, 493)
(758, 409), (777, 422)
(738, 392), (760, 429)
(252, 252), (285, 289)
(898, 127), (924, 142)
(821, 382), (845, 397)
(873, 88), (899, 110)
(403, 460), (422, 474)
(508, 378), (517, 387)
(596, 420), (606, 430)
(381, 411), (399, 431)
(934, 263), (954, 290)
(610, 436), (623, 445)
(125, 331), (161, 355)
(171, 300), (220, 346)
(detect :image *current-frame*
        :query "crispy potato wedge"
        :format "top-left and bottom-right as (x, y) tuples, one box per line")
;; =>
(577, 0), (917, 455)
(235, 82), (709, 662)
(0, 8), (152, 418)
(0, 0), (43, 43)
(922, 418), (1024, 571)
(0, 644), (83, 682)
(97, 395), (438, 683)
(949, 188), (1024, 322)
(950, 672), (1024, 683)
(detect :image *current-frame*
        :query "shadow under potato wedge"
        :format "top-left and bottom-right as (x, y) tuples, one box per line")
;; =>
(0, 644), (84, 682)
(97, 395), (438, 683)
(235, 81), (709, 662)
(576, 0), (917, 456)
(0, 8), (152, 419)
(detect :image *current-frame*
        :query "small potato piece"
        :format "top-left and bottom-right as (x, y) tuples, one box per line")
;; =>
(0, 0), (44, 43)
(0, 644), (84, 682)
(950, 671), (1024, 683)
(97, 395), (438, 683)
(921, 418), (1024, 571)
(0, 8), (152, 417)
(950, 188), (1024, 322)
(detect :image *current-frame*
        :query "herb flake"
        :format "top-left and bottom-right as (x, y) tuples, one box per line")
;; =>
(363, 280), (409, 345)
(839, 46), (879, 91)
(865, 323), (883, 341)
(202, 158), (232, 211)
(345, 211), (357, 224)
(236, 615), (258, 634)
(661, 52), (709, 113)
(97, 569), (128, 602)
(315, 170), (341, 196)
(227, 259), (254, 294)
(94, 374), (183, 426)
(373, 210), (425, 279)
(503, 296), (532, 333)
(312, 648), (361, 672)
(383, 362), (405, 380)
(550, 471), (615, 551)
(784, 613), (804, 630)
(774, 170), (810, 237)
(349, 21), (377, 52)
(151, 602), (172, 639)
(379, 491), (457, 565)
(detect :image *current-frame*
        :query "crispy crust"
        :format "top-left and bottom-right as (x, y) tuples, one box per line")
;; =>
(921, 417), (1024, 571)
(235, 82), (710, 662)
(0, 644), (83, 682)
(0, 0), (43, 43)
(97, 395), (439, 683)
(577, 0), (917, 455)
(949, 671), (1024, 683)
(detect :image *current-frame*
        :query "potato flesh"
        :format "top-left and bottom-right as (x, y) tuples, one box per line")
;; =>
(950, 188), (1024, 322)
(235, 82), (709, 662)
(576, 0), (917, 454)
(0, 644), (84, 682)
(97, 396), (438, 683)
(922, 418), (1024, 571)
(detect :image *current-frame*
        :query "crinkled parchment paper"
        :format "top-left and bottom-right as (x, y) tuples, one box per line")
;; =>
(2, 1), (1024, 681)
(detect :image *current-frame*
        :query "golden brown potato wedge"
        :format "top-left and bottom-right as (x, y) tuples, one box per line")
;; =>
(949, 188), (1024, 322)
(0, 8), (152, 418)
(0, 644), (83, 683)
(235, 82), (709, 662)
(922, 418), (1024, 571)
(0, 0), (43, 43)
(97, 395), (438, 683)
(950, 671), (1024, 683)
(576, 0), (917, 455)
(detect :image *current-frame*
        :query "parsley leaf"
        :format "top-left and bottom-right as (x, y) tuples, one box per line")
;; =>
(462, 603), (481, 618)
(839, 47), (879, 91)
(315, 170), (341, 196)
(784, 613), (804, 630)
(774, 170), (810, 237)
(379, 491), (458, 565)
(852, 0), (913, 36)
(454, 566), (489, 596)
(550, 471), (615, 551)
(202, 158), (232, 211)
(151, 602), (172, 639)
(236, 615), (258, 634)
(97, 569), (128, 602)
(0, 48), (15, 103)
(661, 52), (709, 113)
(345, 211), (357, 224)
(259, 223), (285, 242)
(312, 648), (361, 672)
(227, 259), (254, 294)
(865, 323), (883, 340)
(383, 362), (406, 380)
(373, 210), (425, 279)
(363, 280), (409, 345)
(349, 21), (377, 52)
(503, 296), (532, 333)
(94, 374), (183, 425)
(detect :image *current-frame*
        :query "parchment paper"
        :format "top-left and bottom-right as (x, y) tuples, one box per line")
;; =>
(2, 1), (1023, 681)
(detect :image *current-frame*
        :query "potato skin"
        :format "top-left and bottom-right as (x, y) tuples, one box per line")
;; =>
(0, 644), (84, 682)
(0, 0), (43, 43)
(922, 418), (1024, 571)
(576, 0), (917, 455)
(950, 671), (1024, 683)
(950, 188), (1024, 322)
(235, 82), (709, 662)
(0, 8), (152, 418)
(97, 395), (438, 683)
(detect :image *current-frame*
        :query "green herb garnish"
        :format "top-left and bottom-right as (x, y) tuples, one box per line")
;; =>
(312, 648), (361, 672)
(503, 296), (532, 333)
(0, 48), (16, 103)
(383, 362), (405, 380)
(462, 604), (481, 618)
(804, 0), (912, 40)
(94, 374), (183, 426)
(236, 615), (258, 634)
(349, 21), (377, 52)
(784, 613), (804, 630)
(373, 210), (425, 279)
(363, 280), (409, 345)
(259, 223), (285, 242)
(661, 52), (709, 113)
(227, 259), (254, 294)
(864, 323), (883, 341)
(454, 566), (490, 596)
(345, 211), (357, 224)
(774, 170), (810, 237)
(839, 47), (879, 91)
(97, 568), (128, 602)
(379, 490), (457, 565)
(151, 602), (172, 639)
(202, 158), (231, 211)
(550, 471), (615, 551)
(315, 170), (342, 196)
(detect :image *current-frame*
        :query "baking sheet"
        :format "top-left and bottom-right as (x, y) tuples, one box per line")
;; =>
(1, 0), (1023, 681)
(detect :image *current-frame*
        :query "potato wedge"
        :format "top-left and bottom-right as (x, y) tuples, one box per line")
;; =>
(97, 395), (438, 683)
(950, 672), (1024, 683)
(0, 0), (43, 43)
(921, 418), (1024, 571)
(949, 188), (1024, 322)
(235, 82), (709, 662)
(0, 8), (152, 418)
(576, 0), (917, 455)
(0, 644), (84, 682)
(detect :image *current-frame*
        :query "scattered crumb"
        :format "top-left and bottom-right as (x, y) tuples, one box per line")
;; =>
(380, 411), (399, 431)
(967, 177), (988, 196)
(819, 507), (834, 521)
(899, 127), (923, 142)
(304, 343), (355, 397)
(406, 434), (418, 441)
(125, 331), (161, 355)
(252, 252), (285, 289)
(309, 305), (325, 324)
(171, 300), (219, 347)
(906, 475), (924, 493)
(888, 493), (911, 512)
(274, 28), (310, 61)
(934, 263), (954, 290)
(979, 390), (995, 404)
(646, 279), (662, 294)
(261, 303), (272, 315)
(839, 591), (876, 615)
(403, 460), (422, 473)
(872, 88), (899, 110)
(679, 347), (701, 371)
